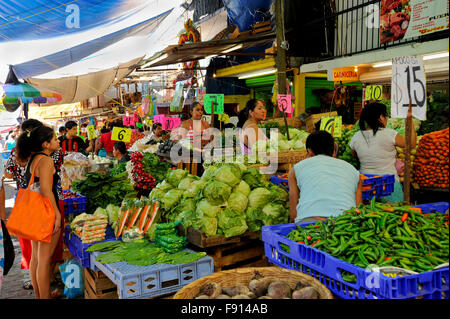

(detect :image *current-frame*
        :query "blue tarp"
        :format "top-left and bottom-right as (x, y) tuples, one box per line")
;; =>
(0, 0), (152, 42)
(222, 0), (272, 32)
(12, 9), (172, 79)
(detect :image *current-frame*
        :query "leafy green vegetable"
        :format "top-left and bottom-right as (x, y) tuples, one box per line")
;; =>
(261, 203), (289, 226)
(184, 180), (206, 198)
(178, 175), (199, 190)
(161, 189), (184, 211)
(248, 187), (271, 208)
(233, 180), (251, 197)
(196, 198), (222, 218)
(217, 208), (248, 238)
(167, 169), (188, 187)
(242, 168), (269, 189)
(202, 180), (232, 205)
(227, 192), (248, 213)
(212, 164), (242, 187)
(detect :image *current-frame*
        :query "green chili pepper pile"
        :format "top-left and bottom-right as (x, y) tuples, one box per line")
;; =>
(286, 199), (449, 274)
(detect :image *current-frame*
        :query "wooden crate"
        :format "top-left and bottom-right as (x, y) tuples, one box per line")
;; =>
(84, 268), (118, 299)
(177, 224), (260, 248)
(306, 111), (338, 131)
(191, 238), (268, 272)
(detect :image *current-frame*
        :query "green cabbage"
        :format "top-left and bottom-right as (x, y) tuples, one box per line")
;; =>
(251, 140), (269, 154)
(227, 192), (248, 213)
(232, 180), (251, 197)
(178, 175), (199, 190)
(248, 187), (271, 208)
(268, 184), (289, 204)
(149, 188), (166, 201)
(155, 180), (174, 192)
(167, 169), (188, 187)
(196, 198), (222, 218)
(184, 180), (206, 198)
(202, 180), (232, 205)
(213, 164), (242, 187)
(217, 208), (248, 238)
(93, 207), (108, 220)
(106, 204), (120, 225)
(199, 217), (217, 237)
(261, 203), (289, 226)
(161, 189), (184, 210)
(201, 166), (218, 181)
(242, 168), (269, 189)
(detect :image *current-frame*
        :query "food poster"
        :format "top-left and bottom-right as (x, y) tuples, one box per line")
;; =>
(380, 0), (449, 44)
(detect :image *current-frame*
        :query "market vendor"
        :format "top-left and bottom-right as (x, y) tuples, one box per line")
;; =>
(349, 102), (416, 202)
(237, 99), (268, 154)
(59, 121), (92, 155)
(288, 130), (362, 223)
(150, 123), (164, 141)
(179, 102), (211, 147)
(113, 141), (131, 163)
(95, 120), (123, 158)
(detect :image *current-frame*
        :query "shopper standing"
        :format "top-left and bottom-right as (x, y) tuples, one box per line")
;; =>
(15, 126), (62, 299)
(237, 99), (268, 154)
(59, 120), (91, 155)
(350, 102), (416, 202)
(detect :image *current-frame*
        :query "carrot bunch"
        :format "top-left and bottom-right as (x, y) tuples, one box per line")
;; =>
(413, 128), (449, 188)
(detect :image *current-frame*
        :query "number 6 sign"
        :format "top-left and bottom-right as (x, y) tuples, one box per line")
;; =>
(111, 127), (132, 143)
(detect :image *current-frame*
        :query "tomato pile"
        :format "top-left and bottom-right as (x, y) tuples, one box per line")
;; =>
(63, 190), (82, 199)
(130, 152), (156, 190)
(413, 128), (449, 188)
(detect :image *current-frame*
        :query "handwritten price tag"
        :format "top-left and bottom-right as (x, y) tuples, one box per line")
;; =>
(86, 125), (96, 140)
(365, 85), (383, 101)
(204, 94), (224, 114)
(123, 116), (135, 127)
(391, 56), (427, 120)
(165, 117), (181, 130)
(320, 116), (342, 138)
(277, 94), (294, 114)
(111, 127), (132, 143)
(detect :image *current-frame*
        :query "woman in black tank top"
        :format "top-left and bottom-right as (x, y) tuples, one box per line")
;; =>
(15, 126), (62, 299)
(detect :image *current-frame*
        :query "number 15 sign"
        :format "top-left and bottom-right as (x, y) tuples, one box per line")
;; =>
(391, 56), (427, 121)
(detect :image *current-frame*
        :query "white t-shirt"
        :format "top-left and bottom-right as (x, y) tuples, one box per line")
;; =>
(350, 128), (399, 181)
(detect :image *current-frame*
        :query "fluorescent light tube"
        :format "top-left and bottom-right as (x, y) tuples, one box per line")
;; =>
(222, 44), (243, 54)
(238, 69), (276, 79)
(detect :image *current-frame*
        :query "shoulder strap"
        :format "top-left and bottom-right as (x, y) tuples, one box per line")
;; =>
(27, 155), (47, 190)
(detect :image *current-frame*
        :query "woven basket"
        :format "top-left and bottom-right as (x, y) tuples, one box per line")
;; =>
(265, 149), (308, 164)
(306, 111), (338, 131)
(261, 117), (304, 129)
(173, 266), (333, 299)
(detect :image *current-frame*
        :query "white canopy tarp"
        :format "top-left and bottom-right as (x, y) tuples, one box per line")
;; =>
(26, 56), (143, 104)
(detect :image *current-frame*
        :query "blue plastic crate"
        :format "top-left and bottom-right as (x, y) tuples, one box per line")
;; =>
(414, 202), (449, 214)
(362, 185), (377, 201)
(270, 175), (289, 190)
(63, 225), (119, 268)
(1, 152), (10, 160)
(63, 190), (87, 215)
(90, 249), (214, 299)
(362, 174), (395, 200)
(261, 203), (449, 299)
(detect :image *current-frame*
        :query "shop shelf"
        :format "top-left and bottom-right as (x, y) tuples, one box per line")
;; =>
(90, 249), (214, 299)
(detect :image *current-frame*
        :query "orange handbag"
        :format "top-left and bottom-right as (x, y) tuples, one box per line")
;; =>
(6, 156), (56, 243)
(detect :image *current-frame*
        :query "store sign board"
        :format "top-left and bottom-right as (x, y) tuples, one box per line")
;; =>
(332, 67), (359, 83)
(365, 85), (383, 101)
(86, 125), (96, 140)
(111, 127), (132, 143)
(320, 116), (342, 138)
(391, 56), (427, 120)
(380, 0), (449, 45)
(204, 94), (224, 114)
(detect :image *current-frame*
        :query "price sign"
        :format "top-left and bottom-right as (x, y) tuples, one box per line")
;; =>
(153, 115), (166, 129)
(123, 116), (135, 127)
(320, 116), (342, 138)
(365, 85), (383, 101)
(111, 127), (132, 143)
(86, 125), (96, 140)
(218, 113), (230, 123)
(391, 56), (427, 120)
(134, 112), (139, 124)
(204, 94), (224, 114)
(165, 117), (181, 130)
(136, 123), (143, 129)
(277, 94), (294, 114)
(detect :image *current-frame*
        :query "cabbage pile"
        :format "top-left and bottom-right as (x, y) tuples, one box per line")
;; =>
(251, 128), (309, 154)
(148, 165), (290, 238)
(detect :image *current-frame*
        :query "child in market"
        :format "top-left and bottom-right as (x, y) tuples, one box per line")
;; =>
(288, 130), (363, 223)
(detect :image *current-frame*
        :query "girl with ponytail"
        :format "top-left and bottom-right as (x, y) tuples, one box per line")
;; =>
(238, 99), (268, 154)
(349, 102), (416, 202)
(15, 126), (62, 299)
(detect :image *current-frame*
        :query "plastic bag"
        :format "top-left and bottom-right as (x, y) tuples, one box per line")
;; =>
(122, 226), (144, 242)
(59, 259), (84, 299)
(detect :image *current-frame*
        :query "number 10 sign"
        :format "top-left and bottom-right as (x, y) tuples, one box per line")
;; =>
(391, 56), (427, 121)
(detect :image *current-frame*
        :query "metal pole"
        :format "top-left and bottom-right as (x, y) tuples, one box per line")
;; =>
(275, 0), (290, 140)
(403, 99), (413, 203)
